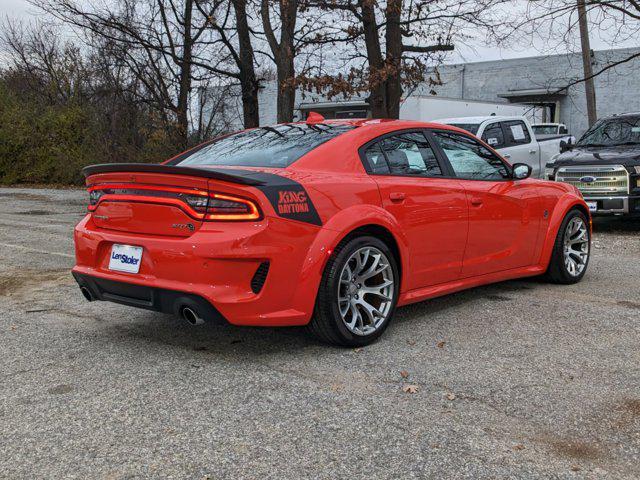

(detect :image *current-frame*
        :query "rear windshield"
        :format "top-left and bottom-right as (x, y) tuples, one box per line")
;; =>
(532, 125), (557, 135)
(176, 124), (354, 168)
(447, 123), (480, 135)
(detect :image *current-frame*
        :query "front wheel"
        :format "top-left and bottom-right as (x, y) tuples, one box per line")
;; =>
(308, 236), (400, 347)
(544, 208), (591, 284)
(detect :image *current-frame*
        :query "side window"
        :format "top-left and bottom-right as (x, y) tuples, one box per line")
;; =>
(504, 121), (531, 145)
(380, 132), (442, 176)
(481, 123), (506, 149)
(432, 131), (510, 180)
(363, 142), (390, 174)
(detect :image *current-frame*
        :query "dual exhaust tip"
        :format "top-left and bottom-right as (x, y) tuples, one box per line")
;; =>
(180, 306), (205, 326)
(78, 286), (205, 326)
(80, 286), (94, 302)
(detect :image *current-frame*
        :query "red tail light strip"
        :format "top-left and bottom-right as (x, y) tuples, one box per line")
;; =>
(87, 183), (261, 221)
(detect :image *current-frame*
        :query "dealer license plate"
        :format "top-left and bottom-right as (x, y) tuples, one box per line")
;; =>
(585, 201), (597, 212)
(108, 244), (143, 274)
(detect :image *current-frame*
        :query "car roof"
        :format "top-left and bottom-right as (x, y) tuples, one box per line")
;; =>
(277, 118), (467, 132)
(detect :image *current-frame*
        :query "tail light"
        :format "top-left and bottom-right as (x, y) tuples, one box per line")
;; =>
(87, 184), (261, 221)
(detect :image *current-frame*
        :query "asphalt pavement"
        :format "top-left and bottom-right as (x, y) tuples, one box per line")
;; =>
(1, 187), (639, 479)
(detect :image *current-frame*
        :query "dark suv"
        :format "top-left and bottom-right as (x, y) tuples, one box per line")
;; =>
(545, 113), (640, 217)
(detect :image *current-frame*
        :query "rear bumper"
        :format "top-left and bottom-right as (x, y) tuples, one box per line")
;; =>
(583, 195), (640, 216)
(73, 271), (226, 324)
(73, 214), (324, 326)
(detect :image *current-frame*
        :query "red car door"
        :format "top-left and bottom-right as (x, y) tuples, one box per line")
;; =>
(361, 131), (468, 290)
(429, 130), (540, 278)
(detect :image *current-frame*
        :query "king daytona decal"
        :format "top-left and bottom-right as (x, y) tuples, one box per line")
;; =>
(278, 190), (310, 214)
(256, 183), (322, 226)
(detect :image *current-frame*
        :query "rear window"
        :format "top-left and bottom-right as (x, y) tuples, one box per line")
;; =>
(447, 123), (480, 135)
(176, 124), (354, 168)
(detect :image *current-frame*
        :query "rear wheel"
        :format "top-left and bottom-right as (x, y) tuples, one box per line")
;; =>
(308, 236), (399, 347)
(545, 208), (591, 284)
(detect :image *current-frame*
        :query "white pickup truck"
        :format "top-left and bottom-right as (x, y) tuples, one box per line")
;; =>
(435, 116), (572, 178)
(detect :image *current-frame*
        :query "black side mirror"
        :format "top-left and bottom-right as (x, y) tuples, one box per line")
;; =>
(560, 138), (573, 153)
(512, 163), (532, 180)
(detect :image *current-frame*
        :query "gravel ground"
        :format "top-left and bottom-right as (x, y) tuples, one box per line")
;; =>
(1, 187), (639, 479)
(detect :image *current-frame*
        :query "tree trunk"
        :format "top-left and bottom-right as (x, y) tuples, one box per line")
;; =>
(261, 0), (298, 123)
(384, 0), (403, 119)
(276, 53), (296, 122)
(360, 0), (387, 118)
(233, 0), (260, 128)
(175, 0), (194, 148)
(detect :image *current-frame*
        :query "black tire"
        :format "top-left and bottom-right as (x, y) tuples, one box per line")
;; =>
(307, 235), (400, 347)
(544, 208), (591, 284)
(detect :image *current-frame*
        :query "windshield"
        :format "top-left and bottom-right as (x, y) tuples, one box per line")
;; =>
(533, 125), (557, 135)
(577, 116), (640, 147)
(176, 124), (355, 168)
(447, 123), (480, 135)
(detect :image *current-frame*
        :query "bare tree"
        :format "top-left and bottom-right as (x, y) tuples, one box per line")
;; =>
(196, 0), (261, 128)
(301, 0), (506, 119)
(261, 0), (299, 122)
(34, 0), (254, 146)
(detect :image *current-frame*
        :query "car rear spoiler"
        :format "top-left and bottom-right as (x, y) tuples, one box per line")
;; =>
(81, 163), (267, 186)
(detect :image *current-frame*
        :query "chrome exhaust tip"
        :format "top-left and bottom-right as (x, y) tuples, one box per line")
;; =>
(181, 306), (205, 326)
(80, 286), (94, 302)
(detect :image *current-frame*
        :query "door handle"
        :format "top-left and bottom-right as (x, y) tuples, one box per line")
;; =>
(389, 192), (405, 202)
(503, 154), (511, 159)
(470, 197), (483, 206)
(529, 149), (536, 154)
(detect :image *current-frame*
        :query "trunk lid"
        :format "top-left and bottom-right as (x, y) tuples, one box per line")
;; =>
(86, 171), (211, 237)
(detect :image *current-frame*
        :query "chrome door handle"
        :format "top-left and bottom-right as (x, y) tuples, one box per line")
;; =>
(529, 149), (536, 154)
(503, 154), (511, 159)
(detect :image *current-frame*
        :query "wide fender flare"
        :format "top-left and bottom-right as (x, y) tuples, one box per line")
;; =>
(290, 205), (411, 315)
(538, 194), (589, 267)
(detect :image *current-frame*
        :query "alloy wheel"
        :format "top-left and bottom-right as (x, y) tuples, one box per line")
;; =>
(337, 246), (395, 336)
(563, 216), (590, 277)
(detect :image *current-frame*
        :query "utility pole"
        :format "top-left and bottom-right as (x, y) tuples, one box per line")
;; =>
(577, 0), (597, 126)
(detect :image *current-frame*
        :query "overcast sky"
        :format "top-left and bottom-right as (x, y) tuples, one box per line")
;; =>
(1, 0), (636, 64)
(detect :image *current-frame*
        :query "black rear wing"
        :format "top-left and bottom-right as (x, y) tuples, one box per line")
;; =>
(81, 163), (267, 186)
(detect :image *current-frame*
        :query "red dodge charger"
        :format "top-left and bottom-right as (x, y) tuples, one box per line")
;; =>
(73, 117), (591, 346)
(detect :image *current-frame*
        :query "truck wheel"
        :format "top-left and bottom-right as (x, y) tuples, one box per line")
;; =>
(544, 208), (591, 284)
(308, 236), (400, 347)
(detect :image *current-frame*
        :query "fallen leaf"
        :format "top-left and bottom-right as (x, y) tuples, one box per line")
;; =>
(407, 340), (416, 346)
(400, 370), (409, 379)
(353, 348), (362, 353)
(446, 392), (456, 401)
(10, 325), (16, 331)
(402, 384), (419, 394)
(570, 465), (581, 472)
(436, 341), (446, 348)
(513, 444), (525, 451)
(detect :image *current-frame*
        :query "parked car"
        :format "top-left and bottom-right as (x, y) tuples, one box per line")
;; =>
(545, 112), (640, 216)
(73, 116), (591, 347)
(436, 116), (572, 178)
